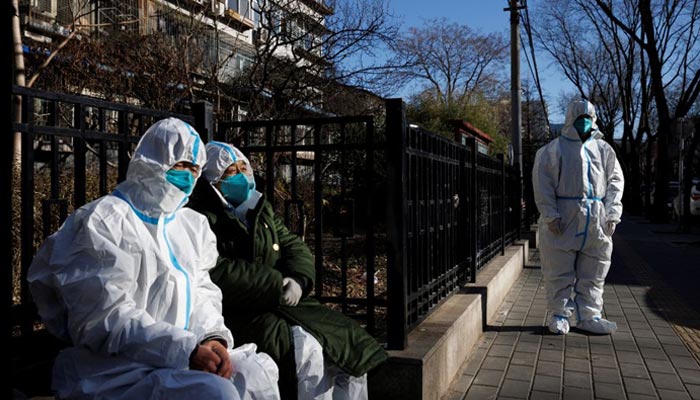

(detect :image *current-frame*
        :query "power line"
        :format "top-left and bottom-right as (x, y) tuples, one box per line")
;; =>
(519, 5), (553, 139)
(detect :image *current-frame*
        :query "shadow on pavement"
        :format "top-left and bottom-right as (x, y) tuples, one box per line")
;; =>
(605, 213), (700, 331)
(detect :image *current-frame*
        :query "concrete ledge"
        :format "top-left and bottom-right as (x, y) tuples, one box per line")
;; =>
(467, 240), (528, 325)
(522, 227), (539, 249)
(369, 240), (528, 400)
(369, 293), (482, 400)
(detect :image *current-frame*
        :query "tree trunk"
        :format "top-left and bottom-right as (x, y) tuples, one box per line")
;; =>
(625, 150), (643, 214)
(681, 120), (700, 232)
(644, 135), (655, 218)
(11, 0), (24, 167)
(639, 0), (673, 222)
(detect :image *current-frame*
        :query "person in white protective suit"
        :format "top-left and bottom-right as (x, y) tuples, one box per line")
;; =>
(532, 99), (624, 335)
(186, 142), (388, 400)
(27, 118), (280, 400)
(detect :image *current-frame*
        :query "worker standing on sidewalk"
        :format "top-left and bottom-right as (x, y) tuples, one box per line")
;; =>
(532, 99), (625, 335)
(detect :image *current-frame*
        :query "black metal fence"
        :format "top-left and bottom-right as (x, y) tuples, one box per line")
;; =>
(522, 161), (539, 229)
(8, 88), (525, 380)
(385, 100), (521, 348)
(216, 115), (386, 337)
(214, 100), (521, 350)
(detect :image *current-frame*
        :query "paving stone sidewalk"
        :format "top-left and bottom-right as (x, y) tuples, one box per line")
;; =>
(445, 227), (700, 399)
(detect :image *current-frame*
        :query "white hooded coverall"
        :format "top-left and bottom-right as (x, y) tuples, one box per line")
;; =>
(28, 118), (280, 399)
(532, 100), (624, 327)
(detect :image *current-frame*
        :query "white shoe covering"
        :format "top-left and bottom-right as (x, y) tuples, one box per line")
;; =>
(577, 317), (617, 335)
(547, 315), (570, 335)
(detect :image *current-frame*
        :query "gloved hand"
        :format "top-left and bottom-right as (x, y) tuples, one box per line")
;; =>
(603, 221), (616, 236)
(547, 218), (563, 235)
(280, 277), (302, 307)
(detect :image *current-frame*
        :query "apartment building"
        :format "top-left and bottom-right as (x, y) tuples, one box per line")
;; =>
(19, 0), (333, 118)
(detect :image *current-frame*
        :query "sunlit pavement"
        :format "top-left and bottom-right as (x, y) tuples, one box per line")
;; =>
(445, 215), (700, 400)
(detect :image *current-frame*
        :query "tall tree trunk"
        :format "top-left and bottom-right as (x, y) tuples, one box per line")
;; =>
(11, 0), (24, 167)
(639, 0), (673, 222)
(645, 134), (655, 218)
(682, 121), (700, 232)
(625, 149), (643, 214)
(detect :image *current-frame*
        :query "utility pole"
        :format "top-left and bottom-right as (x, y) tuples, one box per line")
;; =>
(505, 0), (525, 173)
(505, 0), (526, 232)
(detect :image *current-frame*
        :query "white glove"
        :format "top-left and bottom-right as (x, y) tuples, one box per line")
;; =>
(603, 221), (616, 237)
(280, 277), (302, 307)
(547, 218), (563, 235)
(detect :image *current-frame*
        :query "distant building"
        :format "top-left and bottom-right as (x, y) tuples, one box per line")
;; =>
(450, 120), (492, 155)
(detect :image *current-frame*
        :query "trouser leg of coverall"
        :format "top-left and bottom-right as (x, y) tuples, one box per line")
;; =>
(574, 236), (612, 321)
(53, 347), (249, 400)
(540, 242), (577, 318)
(293, 325), (333, 400)
(118, 343), (280, 400)
(292, 326), (368, 400)
(327, 364), (368, 400)
(118, 368), (240, 400)
(229, 342), (281, 400)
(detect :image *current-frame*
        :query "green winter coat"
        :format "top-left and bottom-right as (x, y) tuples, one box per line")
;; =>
(188, 180), (388, 398)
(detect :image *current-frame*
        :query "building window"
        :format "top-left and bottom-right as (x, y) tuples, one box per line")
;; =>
(235, 53), (254, 75)
(271, 9), (282, 34)
(227, 0), (250, 18)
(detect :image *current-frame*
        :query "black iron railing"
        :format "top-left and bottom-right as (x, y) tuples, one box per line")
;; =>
(385, 99), (521, 348)
(216, 116), (385, 336)
(217, 100), (523, 350)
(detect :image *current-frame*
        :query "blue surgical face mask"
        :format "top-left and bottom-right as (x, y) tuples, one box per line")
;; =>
(165, 169), (196, 194)
(220, 173), (255, 206)
(573, 116), (593, 138)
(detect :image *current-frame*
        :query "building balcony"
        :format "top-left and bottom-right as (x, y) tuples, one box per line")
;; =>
(297, 0), (333, 16)
(219, 8), (253, 31)
(293, 46), (331, 66)
(290, 11), (331, 35)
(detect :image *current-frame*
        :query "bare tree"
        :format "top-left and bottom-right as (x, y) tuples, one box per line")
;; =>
(388, 18), (508, 109)
(594, 0), (700, 221)
(377, 18), (509, 149)
(232, 0), (399, 119)
(23, 2), (225, 112)
(531, 0), (653, 213)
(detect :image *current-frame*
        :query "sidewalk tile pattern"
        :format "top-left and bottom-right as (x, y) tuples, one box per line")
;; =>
(443, 247), (700, 400)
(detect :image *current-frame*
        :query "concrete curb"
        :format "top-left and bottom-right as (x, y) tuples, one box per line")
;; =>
(369, 240), (528, 400)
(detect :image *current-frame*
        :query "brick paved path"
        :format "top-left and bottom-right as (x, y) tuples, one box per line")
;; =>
(445, 246), (700, 400)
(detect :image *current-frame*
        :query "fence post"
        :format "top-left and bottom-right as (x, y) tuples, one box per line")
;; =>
(458, 143), (469, 285)
(73, 103), (86, 208)
(117, 111), (129, 183)
(385, 98), (408, 350)
(517, 163), (522, 240)
(466, 137), (478, 283)
(499, 154), (506, 256)
(20, 95), (35, 336)
(5, 93), (15, 400)
(192, 100), (214, 143)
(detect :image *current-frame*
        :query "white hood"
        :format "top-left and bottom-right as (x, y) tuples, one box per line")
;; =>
(202, 141), (254, 184)
(114, 117), (207, 216)
(561, 99), (603, 141)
